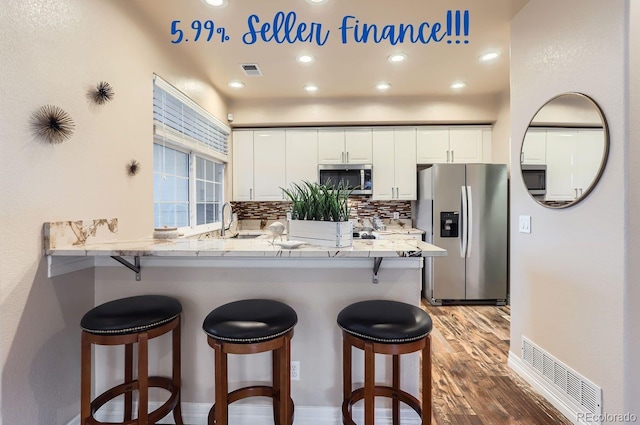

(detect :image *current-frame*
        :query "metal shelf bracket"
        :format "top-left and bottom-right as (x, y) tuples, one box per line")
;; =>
(373, 257), (383, 284)
(110, 256), (141, 281)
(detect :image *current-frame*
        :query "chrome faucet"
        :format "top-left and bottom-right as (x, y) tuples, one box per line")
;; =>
(221, 202), (232, 237)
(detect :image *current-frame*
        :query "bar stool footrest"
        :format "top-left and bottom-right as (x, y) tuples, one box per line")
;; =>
(341, 385), (422, 425)
(208, 385), (295, 425)
(87, 376), (179, 425)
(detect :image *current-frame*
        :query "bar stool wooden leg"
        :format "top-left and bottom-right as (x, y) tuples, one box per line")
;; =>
(272, 346), (281, 424)
(421, 336), (432, 425)
(138, 333), (149, 425)
(124, 343), (134, 422)
(364, 342), (375, 425)
(213, 341), (228, 425)
(80, 332), (91, 425)
(172, 318), (184, 425)
(392, 354), (400, 425)
(343, 337), (352, 408)
(278, 333), (291, 425)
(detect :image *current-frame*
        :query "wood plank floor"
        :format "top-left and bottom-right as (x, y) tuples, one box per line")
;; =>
(421, 302), (572, 425)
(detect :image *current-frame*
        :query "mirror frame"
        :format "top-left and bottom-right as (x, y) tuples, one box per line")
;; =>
(521, 92), (610, 209)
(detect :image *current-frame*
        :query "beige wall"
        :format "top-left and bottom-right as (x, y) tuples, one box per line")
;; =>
(0, 1), (227, 423)
(229, 94), (500, 127)
(492, 91), (511, 167)
(510, 0), (628, 418)
(627, 1), (640, 416)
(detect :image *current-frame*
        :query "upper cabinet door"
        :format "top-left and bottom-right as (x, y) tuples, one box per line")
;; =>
(521, 129), (547, 164)
(318, 130), (345, 164)
(394, 128), (417, 200)
(372, 129), (395, 200)
(286, 130), (318, 189)
(573, 129), (605, 195)
(232, 131), (255, 201)
(449, 128), (484, 163)
(344, 129), (373, 164)
(253, 130), (286, 201)
(545, 130), (577, 201)
(416, 127), (449, 164)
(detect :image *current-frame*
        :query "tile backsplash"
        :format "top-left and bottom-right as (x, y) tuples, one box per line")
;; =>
(231, 197), (411, 221)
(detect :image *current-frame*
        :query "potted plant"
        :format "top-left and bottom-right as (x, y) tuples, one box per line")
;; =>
(282, 180), (354, 247)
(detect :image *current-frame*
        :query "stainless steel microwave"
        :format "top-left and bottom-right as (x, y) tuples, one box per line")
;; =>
(521, 164), (547, 196)
(318, 164), (372, 195)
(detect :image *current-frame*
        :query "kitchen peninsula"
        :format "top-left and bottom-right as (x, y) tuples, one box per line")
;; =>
(44, 219), (446, 422)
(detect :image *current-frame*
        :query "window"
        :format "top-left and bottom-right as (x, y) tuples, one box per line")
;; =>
(153, 75), (230, 231)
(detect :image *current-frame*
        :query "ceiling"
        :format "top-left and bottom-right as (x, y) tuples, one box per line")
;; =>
(131, 0), (529, 101)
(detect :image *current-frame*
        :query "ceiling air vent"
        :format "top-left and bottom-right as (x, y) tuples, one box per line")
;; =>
(240, 63), (263, 77)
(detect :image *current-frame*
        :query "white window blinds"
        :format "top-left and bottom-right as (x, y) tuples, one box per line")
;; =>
(153, 75), (229, 161)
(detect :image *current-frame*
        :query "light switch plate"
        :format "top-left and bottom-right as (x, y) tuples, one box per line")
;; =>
(519, 215), (531, 234)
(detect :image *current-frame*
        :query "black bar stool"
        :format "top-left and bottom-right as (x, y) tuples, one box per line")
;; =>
(80, 295), (184, 425)
(337, 300), (433, 425)
(202, 299), (297, 425)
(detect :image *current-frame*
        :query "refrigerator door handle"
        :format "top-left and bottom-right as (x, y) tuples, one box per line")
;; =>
(460, 185), (468, 258)
(466, 185), (473, 258)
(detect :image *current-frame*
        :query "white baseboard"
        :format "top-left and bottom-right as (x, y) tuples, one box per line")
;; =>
(508, 350), (586, 425)
(66, 402), (423, 425)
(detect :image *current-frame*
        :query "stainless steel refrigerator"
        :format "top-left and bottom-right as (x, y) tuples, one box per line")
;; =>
(415, 164), (508, 305)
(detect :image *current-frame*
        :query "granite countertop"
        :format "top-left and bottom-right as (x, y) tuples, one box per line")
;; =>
(43, 219), (445, 259)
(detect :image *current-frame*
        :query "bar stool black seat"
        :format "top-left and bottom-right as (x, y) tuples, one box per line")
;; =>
(337, 300), (433, 425)
(80, 295), (184, 425)
(203, 299), (297, 425)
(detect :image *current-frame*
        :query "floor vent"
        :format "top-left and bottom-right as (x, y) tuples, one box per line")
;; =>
(241, 63), (263, 76)
(522, 337), (602, 422)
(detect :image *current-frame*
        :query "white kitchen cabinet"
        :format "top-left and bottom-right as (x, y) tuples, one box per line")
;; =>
(545, 128), (605, 201)
(416, 126), (488, 164)
(545, 130), (576, 201)
(521, 129), (547, 164)
(232, 130), (286, 201)
(573, 129), (605, 194)
(232, 131), (254, 201)
(318, 128), (372, 164)
(253, 130), (286, 200)
(416, 127), (449, 163)
(372, 128), (417, 200)
(285, 130), (318, 190)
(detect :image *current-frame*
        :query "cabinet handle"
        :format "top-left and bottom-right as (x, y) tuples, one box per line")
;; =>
(396, 187), (400, 199)
(341, 152), (345, 163)
(574, 188), (578, 198)
(250, 188), (253, 200)
(579, 188), (583, 196)
(392, 187), (396, 199)
(346, 151), (349, 163)
(452, 150), (455, 163)
(446, 150), (450, 163)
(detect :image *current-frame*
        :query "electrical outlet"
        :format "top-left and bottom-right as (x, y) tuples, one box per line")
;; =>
(393, 212), (400, 220)
(290, 361), (300, 381)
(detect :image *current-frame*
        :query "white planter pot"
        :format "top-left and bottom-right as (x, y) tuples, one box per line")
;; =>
(287, 220), (353, 247)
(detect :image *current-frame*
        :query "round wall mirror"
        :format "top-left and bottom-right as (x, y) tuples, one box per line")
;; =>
(520, 93), (609, 208)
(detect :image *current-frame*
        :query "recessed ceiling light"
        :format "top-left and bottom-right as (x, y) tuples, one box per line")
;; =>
(388, 53), (407, 63)
(304, 84), (319, 92)
(202, 0), (228, 7)
(228, 81), (245, 89)
(376, 82), (392, 91)
(305, 0), (328, 4)
(297, 54), (315, 64)
(450, 81), (467, 90)
(479, 51), (500, 62)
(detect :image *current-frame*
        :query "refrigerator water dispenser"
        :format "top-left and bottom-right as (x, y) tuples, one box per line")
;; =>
(440, 212), (459, 238)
